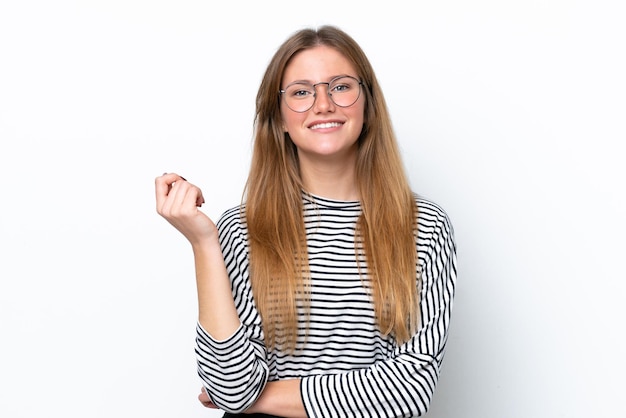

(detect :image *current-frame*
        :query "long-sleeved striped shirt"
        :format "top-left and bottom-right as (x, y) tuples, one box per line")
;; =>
(196, 193), (457, 417)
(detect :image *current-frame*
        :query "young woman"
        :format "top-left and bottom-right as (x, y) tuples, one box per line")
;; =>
(155, 25), (457, 417)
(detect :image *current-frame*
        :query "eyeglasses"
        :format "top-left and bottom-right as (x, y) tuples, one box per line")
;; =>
(280, 75), (363, 113)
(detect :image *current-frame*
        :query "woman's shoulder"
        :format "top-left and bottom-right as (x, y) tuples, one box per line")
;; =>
(414, 194), (455, 237)
(216, 203), (247, 235)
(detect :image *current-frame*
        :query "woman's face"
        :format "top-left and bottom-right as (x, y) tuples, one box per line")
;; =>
(280, 46), (365, 165)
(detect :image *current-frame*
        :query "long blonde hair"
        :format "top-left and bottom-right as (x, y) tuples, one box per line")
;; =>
(244, 26), (419, 351)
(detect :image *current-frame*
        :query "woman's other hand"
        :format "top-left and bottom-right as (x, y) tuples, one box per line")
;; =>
(198, 386), (218, 409)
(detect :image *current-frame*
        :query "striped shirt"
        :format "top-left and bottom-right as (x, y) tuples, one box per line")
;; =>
(196, 193), (457, 417)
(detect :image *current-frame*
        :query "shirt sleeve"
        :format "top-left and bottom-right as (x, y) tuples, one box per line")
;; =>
(194, 206), (270, 413)
(301, 203), (457, 417)
(196, 322), (268, 413)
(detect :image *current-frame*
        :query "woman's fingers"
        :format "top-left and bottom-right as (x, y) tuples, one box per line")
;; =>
(155, 173), (184, 212)
(155, 173), (217, 244)
(196, 189), (206, 207)
(155, 173), (203, 214)
(198, 386), (218, 409)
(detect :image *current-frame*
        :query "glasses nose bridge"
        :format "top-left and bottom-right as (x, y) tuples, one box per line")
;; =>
(312, 81), (332, 98)
(311, 81), (334, 110)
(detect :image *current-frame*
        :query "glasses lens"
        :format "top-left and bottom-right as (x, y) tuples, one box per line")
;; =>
(329, 76), (361, 107)
(284, 83), (315, 112)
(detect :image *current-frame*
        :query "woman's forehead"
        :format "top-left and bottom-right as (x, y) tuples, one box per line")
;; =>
(282, 46), (357, 84)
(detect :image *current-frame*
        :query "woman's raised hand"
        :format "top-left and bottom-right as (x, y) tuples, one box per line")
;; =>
(155, 173), (217, 246)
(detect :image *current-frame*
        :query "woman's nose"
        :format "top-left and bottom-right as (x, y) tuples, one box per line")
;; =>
(312, 84), (335, 112)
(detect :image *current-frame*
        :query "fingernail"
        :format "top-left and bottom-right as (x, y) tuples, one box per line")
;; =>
(181, 176), (187, 181)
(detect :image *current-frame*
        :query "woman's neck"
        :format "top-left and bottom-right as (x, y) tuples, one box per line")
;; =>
(299, 157), (359, 201)
(301, 166), (359, 200)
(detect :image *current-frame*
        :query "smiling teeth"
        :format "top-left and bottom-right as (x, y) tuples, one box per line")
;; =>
(311, 122), (341, 129)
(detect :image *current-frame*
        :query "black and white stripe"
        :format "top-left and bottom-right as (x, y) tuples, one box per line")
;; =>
(195, 194), (457, 417)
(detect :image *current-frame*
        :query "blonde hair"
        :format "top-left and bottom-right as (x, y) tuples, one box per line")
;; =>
(244, 26), (419, 351)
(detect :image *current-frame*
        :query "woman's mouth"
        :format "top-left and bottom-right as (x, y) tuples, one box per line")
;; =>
(309, 122), (343, 130)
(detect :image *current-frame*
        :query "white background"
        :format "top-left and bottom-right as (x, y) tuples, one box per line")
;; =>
(1, 1), (624, 417)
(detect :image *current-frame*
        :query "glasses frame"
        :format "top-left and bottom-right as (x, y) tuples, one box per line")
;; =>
(279, 75), (364, 113)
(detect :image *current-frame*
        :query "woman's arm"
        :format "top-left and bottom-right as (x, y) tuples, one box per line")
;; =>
(192, 200), (271, 413)
(243, 380), (307, 417)
(155, 173), (240, 337)
(198, 380), (307, 417)
(157, 174), (268, 413)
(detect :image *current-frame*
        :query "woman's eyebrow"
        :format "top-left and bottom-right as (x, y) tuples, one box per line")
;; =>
(284, 74), (354, 85)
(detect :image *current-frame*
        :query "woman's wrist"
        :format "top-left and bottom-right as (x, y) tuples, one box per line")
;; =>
(249, 380), (306, 417)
